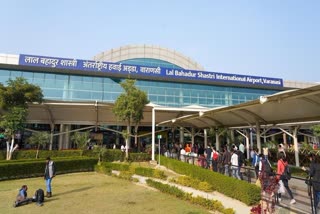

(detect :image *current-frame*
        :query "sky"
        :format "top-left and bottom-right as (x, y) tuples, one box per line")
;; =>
(1, 0), (319, 82)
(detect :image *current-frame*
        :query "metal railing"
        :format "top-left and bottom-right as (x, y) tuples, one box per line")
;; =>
(164, 152), (318, 214)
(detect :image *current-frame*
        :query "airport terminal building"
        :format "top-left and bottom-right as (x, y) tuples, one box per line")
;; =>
(0, 45), (315, 150)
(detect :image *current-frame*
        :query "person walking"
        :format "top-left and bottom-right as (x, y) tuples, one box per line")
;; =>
(231, 149), (240, 179)
(222, 146), (231, 176)
(44, 157), (56, 198)
(205, 145), (212, 169)
(302, 154), (320, 212)
(277, 152), (296, 204)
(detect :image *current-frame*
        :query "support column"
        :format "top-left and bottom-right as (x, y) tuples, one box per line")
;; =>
(263, 128), (267, 143)
(216, 131), (220, 151)
(191, 128), (195, 147)
(250, 128), (253, 149)
(204, 129), (208, 147)
(49, 124), (54, 150)
(227, 130), (231, 145)
(152, 108), (155, 161)
(279, 127), (300, 167)
(64, 125), (71, 149)
(283, 133), (287, 148)
(230, 130), (235, 144)
(180, 127), (184, 145)
(245, 130), (250, 160)
(293, 126), (300, 167)
(58, 124), (64, 150)
(256, 122), (261, 154)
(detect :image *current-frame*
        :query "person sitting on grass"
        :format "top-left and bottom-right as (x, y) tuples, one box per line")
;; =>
(13, 185), (33, 207)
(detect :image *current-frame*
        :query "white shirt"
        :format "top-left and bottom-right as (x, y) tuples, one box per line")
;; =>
(250, 150), (255, 158)
(239, 143), (245, 153)
(231, 153), (239, 168)
(180, 149), (186, 155)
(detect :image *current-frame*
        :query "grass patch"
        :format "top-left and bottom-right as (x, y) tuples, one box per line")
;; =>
(0, 172), (211, 214)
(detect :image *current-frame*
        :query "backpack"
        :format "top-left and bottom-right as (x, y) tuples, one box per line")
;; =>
(213, 152), (219, 161)
(282, 164), (291, 180)
(34, 189), (44, 204)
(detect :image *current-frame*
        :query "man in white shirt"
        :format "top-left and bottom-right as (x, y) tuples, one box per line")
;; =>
(231, 150), (240, 179)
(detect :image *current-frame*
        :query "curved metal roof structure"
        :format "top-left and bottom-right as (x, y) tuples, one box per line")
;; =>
(93, 44), (204, 71)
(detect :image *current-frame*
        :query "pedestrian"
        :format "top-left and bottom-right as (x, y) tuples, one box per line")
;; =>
(205, 145), (213, 169)
(197, 144), (205, 167)
(44, 157), (56, 198)
(222, 146), (231, 176)
(302, 154), (320, 212)
(253, 150), (260, 178)
(212, 147), (219, 172)
(231, 149), (240, 179)
(277, 152), (296, 204)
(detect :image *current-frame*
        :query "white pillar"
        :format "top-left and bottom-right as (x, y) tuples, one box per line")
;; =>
(204, 129), (208, 147)
(58, 124), (64, 150)
(263, 128), (267, 143)
(250, 128), (253, 149)
(293, 126), (300, 167)
(230, 130), (235, 144)
(191, 128), (195, 147)
(64, 125), (71, 149)
(283, 133), (287, 148)
(216, 131), (220, 151)
(152, 108), (155, 161)
(180, 127), (184, 144)
(245, 130), (250, 160)
(256, 122), (261, 154)
(49, 124), (54, 150)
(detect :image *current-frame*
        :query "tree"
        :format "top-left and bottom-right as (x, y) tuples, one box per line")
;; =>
(0, 107), (27, 160)
(113, 79), (149, 159)
(0, 77), (43, 110)
(27, 131), (50, 158)
(311, 125), (320, 138)
(70, 131), (90, 155)
(0, 77), (43, 160)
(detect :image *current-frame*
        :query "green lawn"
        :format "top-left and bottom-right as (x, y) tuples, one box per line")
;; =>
(0, 172), (211, 214)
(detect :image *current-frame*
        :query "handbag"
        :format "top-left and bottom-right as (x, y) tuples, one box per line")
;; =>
(278, 180), (285, 194)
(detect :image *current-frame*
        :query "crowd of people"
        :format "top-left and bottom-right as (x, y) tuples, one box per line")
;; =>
(165, 142), (303, 208)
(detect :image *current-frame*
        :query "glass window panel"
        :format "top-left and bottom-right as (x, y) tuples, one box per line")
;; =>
(56, 74), (68, 80)
(10, 71), (22, 78)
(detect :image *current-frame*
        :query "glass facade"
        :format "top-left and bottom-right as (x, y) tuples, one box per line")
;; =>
(0, 68), (279, 108)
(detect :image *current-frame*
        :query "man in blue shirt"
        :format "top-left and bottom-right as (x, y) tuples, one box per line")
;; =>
(14, 185), (32, 207)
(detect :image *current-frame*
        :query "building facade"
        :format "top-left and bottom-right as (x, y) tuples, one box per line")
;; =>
(0, 45), (315, 149)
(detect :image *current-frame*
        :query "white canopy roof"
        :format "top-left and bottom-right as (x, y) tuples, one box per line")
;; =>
(158, 84), (320, 129)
